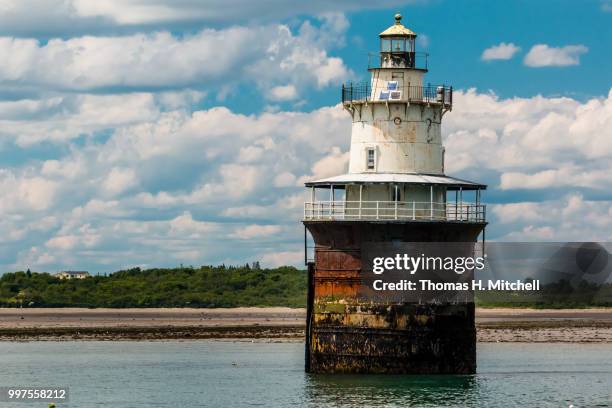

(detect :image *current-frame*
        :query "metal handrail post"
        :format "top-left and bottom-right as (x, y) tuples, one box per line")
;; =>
(430, 185), (433, 220)
(358, 185), (362, 219)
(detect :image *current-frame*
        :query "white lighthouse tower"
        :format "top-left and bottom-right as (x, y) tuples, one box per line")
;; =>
(305, 13), (485, 220)
(303, 14), (487, 374)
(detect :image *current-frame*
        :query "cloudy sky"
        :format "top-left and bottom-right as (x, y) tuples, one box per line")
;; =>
(1, 0), (611, 273)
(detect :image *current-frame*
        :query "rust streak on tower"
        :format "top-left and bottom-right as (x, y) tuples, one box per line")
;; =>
(303, 14), (487, 374)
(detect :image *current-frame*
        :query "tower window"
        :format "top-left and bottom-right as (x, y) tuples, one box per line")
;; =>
(366, 148), (376, 170)
(392, 186), (401, 202)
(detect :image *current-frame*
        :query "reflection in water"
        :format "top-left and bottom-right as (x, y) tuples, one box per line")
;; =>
(305, 374), (478, 407)
(0, 342), (610, 407)
(301, 344), (612, 408)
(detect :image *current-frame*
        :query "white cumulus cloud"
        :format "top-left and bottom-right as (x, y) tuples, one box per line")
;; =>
(493, 194), (612, 241)
(3, 86), (612, 271)
(232, 225), (282, 240)
(444, 88), (612, 192)
(0, 0), (418, 36)
(523, 44), (588, 67)
(0, 98), (351, 271)
(481, 42), (521, 61)
(103, 168), (138, 197)
(269, 85), (298, 102)
(0, 21), (350, 97)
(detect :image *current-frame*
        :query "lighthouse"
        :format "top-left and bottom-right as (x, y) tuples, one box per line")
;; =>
(303, 14), (487, 374)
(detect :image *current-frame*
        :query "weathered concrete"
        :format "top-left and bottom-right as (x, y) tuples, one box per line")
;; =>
(310, 302), (476, 374)
(304, 220), (484, 374)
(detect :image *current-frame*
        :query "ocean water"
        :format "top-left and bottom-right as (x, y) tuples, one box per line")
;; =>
(0, 341), (610, 408)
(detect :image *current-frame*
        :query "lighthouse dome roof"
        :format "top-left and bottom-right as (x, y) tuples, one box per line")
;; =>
(380, 13), (417, 37)
(305, 172), (486, 191)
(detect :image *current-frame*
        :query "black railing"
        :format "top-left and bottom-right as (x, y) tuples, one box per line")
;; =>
(342, 82), (371, 103)
(368, 52), (429, 70)
(341, 82), (453, 107)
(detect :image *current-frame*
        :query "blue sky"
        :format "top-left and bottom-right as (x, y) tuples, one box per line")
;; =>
(0, 0), (611, 273)
(218, 0), (612, 113)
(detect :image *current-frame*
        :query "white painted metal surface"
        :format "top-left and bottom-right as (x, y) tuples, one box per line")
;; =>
(305, 173), (485, 190)
(304, 201), (486, 222)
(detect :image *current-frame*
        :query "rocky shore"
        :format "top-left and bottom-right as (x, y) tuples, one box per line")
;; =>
(1, 307), (611, 343)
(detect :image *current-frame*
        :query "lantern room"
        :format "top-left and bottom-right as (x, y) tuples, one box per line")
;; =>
(379, 13), (417, 68)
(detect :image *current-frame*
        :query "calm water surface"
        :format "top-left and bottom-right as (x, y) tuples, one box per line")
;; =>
(0, 341), (610, 407)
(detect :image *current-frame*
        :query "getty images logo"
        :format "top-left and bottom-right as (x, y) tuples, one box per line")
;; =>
(372, 253), (486, 276)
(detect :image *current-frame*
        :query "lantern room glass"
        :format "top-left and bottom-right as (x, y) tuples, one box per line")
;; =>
(381, 36), (415, 54)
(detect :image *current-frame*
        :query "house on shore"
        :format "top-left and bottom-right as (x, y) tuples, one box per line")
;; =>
(55, 271), (90, 280)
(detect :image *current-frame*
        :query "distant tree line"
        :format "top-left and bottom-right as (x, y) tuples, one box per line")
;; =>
(0, 264), (307, 308)
(476, 279), (612, 308)
(1, 265), (610, 308)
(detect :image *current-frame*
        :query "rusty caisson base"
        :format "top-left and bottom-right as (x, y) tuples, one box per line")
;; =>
(304, 221), (485, 374)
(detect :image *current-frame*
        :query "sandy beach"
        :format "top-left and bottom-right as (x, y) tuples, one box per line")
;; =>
(1, 307), (611, 342)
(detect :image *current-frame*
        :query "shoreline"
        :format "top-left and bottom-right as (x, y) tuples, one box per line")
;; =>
(1, 307), (611, 343)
